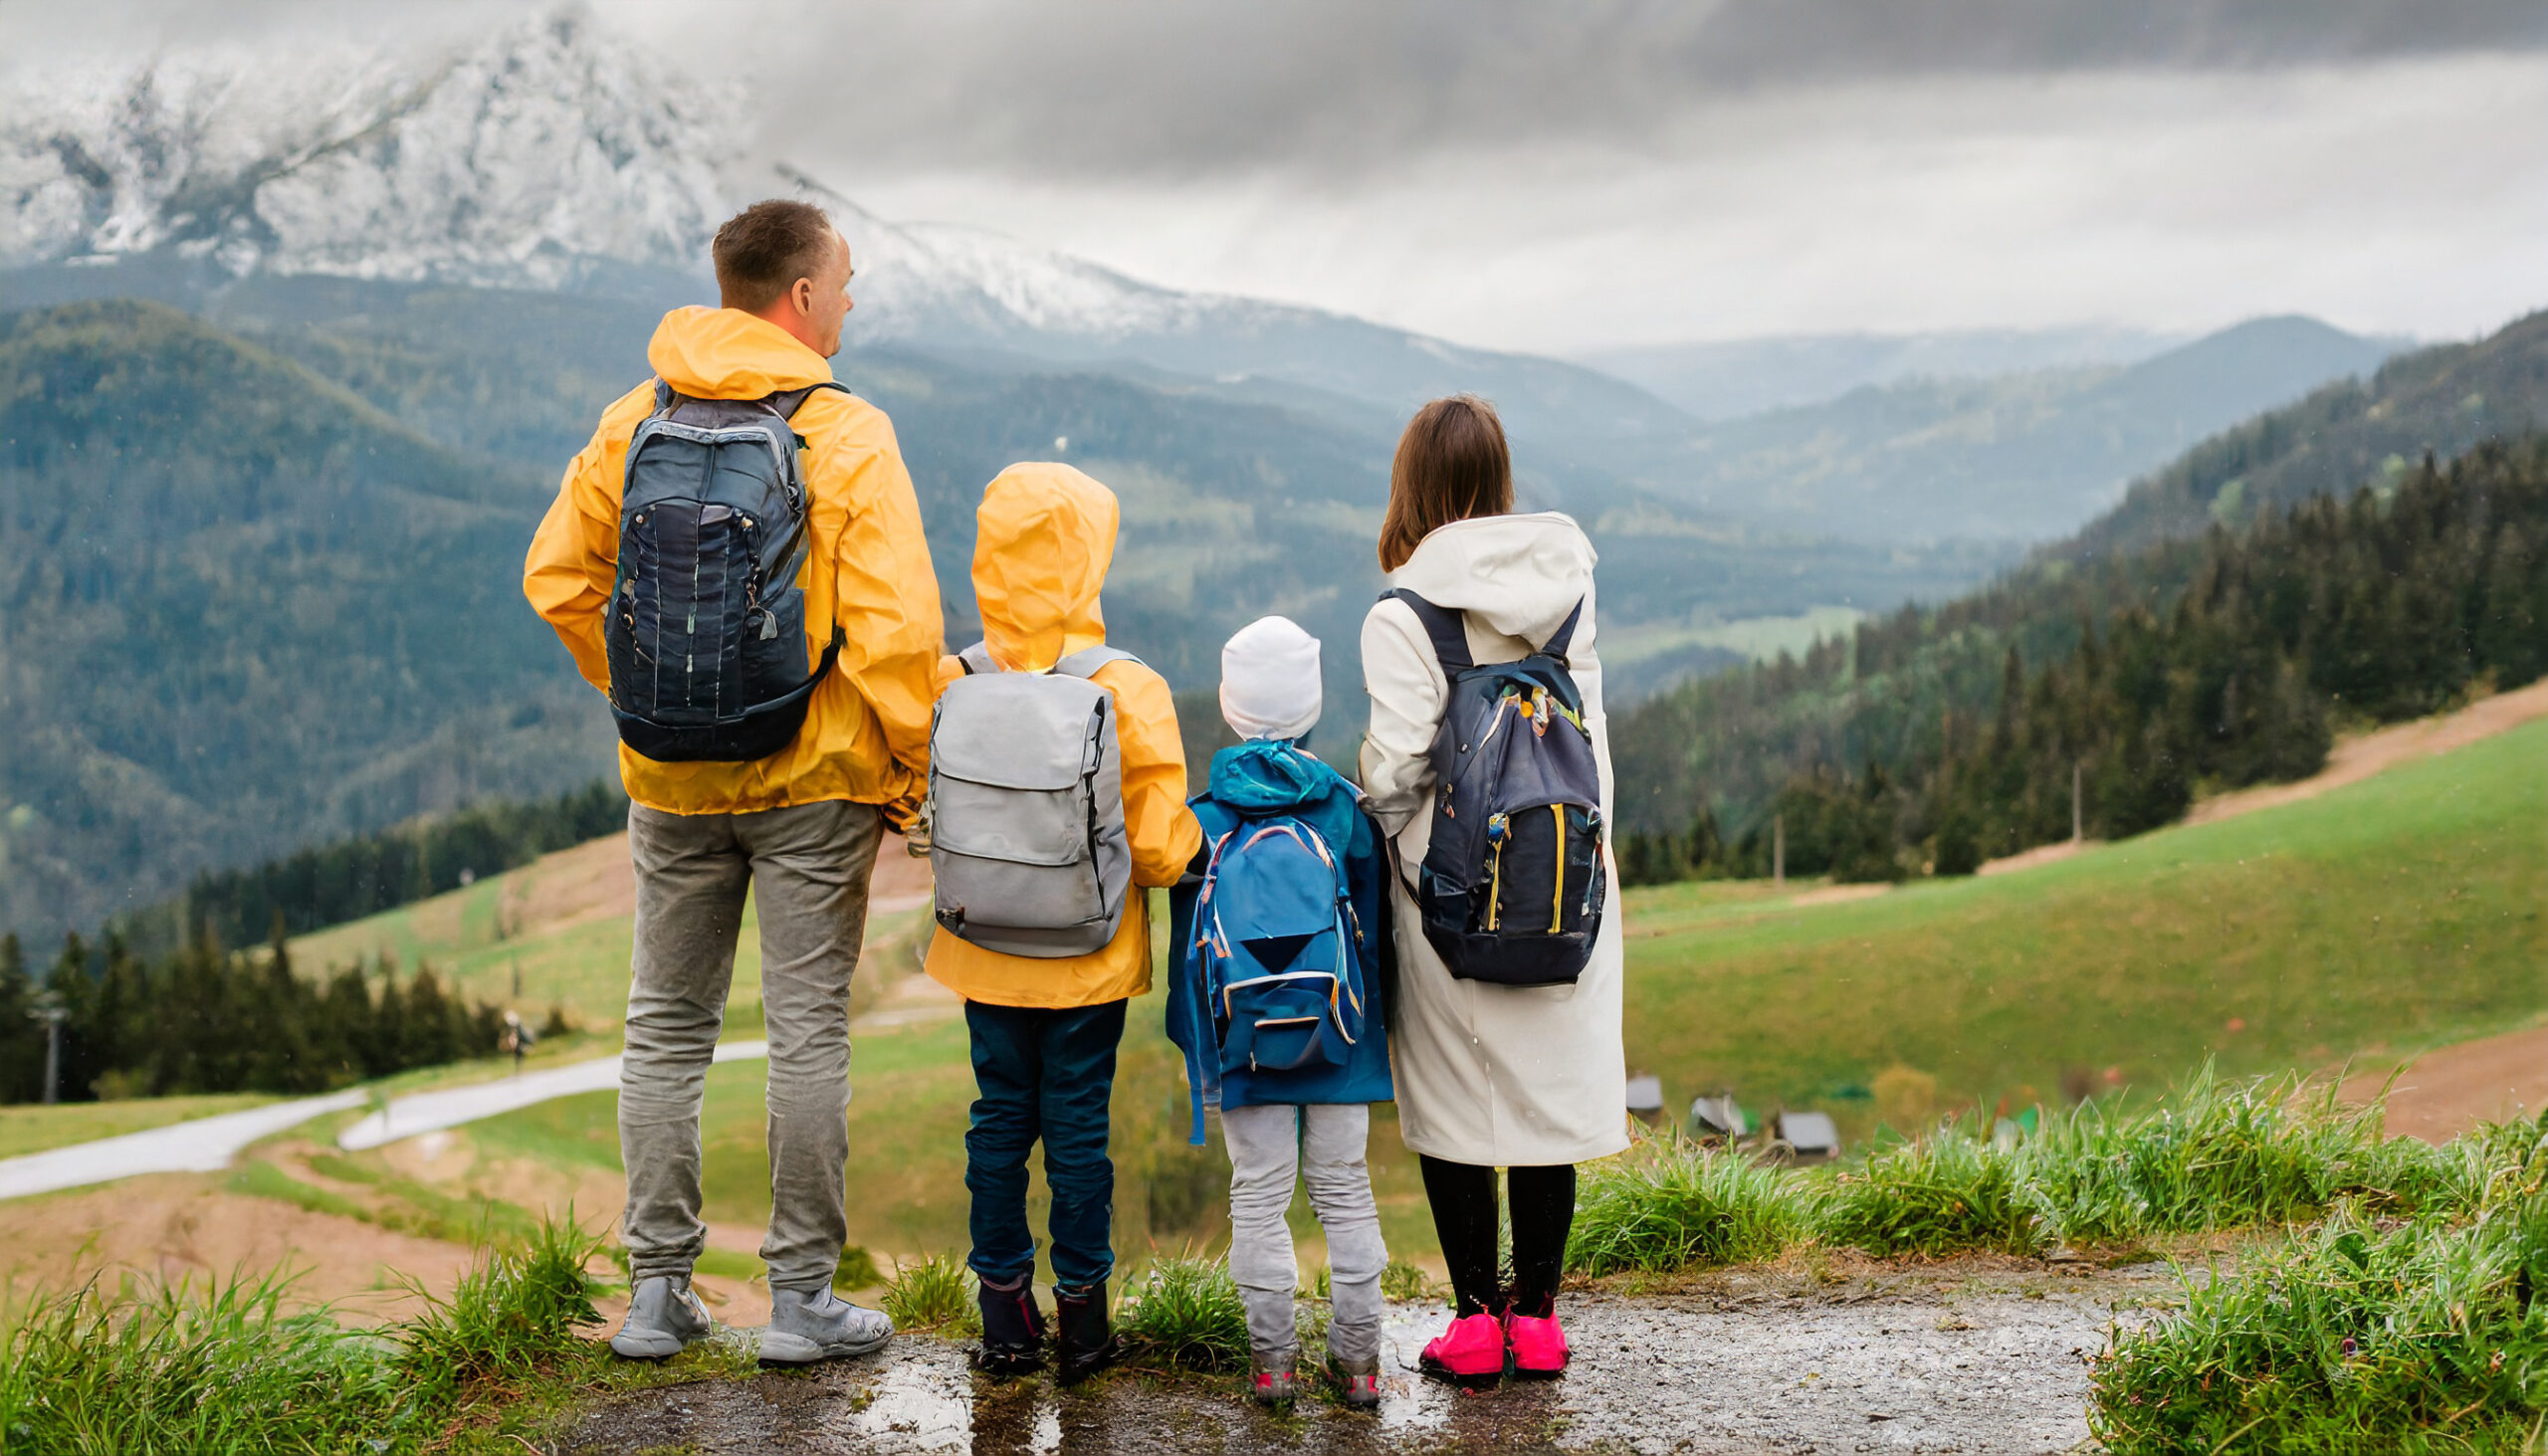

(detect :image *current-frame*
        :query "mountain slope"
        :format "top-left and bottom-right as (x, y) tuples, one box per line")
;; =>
(1580, 324), (2185, 421)
(2068, 310), (2548, 557)
(1646, 316), (2403, 543)
(0, 300), (609, 941)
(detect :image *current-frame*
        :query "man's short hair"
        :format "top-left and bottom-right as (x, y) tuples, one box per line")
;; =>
(714, 200), (837, 312)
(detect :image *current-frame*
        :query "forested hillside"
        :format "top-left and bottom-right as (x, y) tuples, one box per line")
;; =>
(0, 302), (608, 941)
(1615, 438), (2547, 882)
(1, 288), (1996, 944)
(1609, 308), (2548, 849)
(2070, 310), (2548, 557)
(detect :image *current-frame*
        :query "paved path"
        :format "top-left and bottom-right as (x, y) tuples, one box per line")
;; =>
(0, 1041), (775, 1200)
(334, 1040), (768, 1150)
(0, 1091), (369, 1201)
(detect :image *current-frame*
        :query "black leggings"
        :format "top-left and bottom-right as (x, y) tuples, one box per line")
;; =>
(1418, 1155), (1577, 1319)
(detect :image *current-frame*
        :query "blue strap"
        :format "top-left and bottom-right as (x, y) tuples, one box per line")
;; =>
(1542, 597), (1587, 663)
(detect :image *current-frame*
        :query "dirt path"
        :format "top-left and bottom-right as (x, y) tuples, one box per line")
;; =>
(2184, 678), (2548, 827)
(2341, 1022), (2548, 1144)
(562, 1264), (2164, 1455)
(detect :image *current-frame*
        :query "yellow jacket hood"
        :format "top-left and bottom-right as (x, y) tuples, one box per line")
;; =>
(970, 463), (1117, 671)
(647, 306), (834, 399)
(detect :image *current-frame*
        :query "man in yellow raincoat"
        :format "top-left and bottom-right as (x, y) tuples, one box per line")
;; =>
(927, 464), (1201, 1383)
(524, 200), (941, 1364)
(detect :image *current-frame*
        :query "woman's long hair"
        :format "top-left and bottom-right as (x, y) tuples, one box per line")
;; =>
(1377, 395), (1513, 572)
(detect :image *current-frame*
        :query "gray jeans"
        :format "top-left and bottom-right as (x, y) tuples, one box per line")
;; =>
(1221, 1102), (1387, 1364)
(620, 799), (880, 1292)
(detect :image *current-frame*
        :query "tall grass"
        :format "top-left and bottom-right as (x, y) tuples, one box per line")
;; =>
(879, 1252), (975, 1335)
(1568, 1143), (1813, 1275)
(1826, 1126), (2044, 1257)
(2090, 1110), (2548, 1453)
(1117, 1257), (1250, 1370)
(0, 1216), (606, 1455)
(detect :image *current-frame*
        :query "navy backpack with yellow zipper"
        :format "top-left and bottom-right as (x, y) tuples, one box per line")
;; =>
(1385, 588), (1606, 986)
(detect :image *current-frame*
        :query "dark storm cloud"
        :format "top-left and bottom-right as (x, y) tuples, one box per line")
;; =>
(762, 0), (2548, 178)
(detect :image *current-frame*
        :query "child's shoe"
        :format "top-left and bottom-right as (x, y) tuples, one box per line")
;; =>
(1053, 1280), (1120, 1385)
(1249, 1348), (1298, 1406)
(1328, 1352), (1383, 1410)
(1417, 1310), (1507, 1386)
(1504, 1297), (1569, 1379)
(971, 1273), (1045, 1376)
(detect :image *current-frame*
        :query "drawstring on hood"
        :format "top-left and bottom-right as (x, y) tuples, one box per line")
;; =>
(971, 463), (1118, 672)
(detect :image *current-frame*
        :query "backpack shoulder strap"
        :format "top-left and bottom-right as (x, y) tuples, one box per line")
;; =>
(762, 380), (854, 422)
(1053, 644), (1141, 680)
(1381, 588), (1474, 672)
(1541, 597), (1587, 663)
(956, 642), (997, 676)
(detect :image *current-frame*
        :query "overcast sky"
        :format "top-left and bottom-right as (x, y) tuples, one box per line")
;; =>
(9, 1), (2545, 354)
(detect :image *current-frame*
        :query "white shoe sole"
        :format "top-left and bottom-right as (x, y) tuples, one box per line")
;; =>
(610, 1327), (705, 1359)
(757, 1326), (892, 1363)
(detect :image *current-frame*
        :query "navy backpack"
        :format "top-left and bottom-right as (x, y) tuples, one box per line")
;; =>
(1386, 588), (1607, 985)
(603, 381), (848, 762)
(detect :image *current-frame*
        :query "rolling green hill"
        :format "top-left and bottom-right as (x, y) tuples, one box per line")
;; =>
(249, 705), (2545, 1270)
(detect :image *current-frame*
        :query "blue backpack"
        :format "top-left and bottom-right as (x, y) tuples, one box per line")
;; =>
(1386, 588), (1608, 986)
(1190, 814), (1368, 1076)
(603, 380), (848, 762)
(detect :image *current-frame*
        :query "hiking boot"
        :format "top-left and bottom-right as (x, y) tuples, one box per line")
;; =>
(1250, 1348), (1299, 1406)
(610, 1275), (713, 1359)
(1417, 1310), (1507, 1387)
(758, 1284), (893, 1363)
(1504, 1296), (1568, 1379)
(972, 1273), (1046, 1377)
(1328, 1352), (1383, 1410)
(1052, 1280), (1120, 1386)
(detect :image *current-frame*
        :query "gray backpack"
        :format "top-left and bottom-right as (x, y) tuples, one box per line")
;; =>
(928, 643), (1138, 957)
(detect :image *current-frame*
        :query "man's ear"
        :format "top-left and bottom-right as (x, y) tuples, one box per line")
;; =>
(793, 276), (815, 316)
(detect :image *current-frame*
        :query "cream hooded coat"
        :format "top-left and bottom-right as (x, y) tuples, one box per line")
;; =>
(1360, 514), (1630, 1167)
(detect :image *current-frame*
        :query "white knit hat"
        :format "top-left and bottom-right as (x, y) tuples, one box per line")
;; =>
(1218, 615), (1322, 741)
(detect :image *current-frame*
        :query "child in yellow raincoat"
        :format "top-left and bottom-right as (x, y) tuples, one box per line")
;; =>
(924, 463), (1201, 1383)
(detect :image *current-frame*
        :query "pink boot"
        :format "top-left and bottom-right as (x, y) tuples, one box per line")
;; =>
(1505, 1304), (1569, 1379)
(1417, 1311), (1508, 1387)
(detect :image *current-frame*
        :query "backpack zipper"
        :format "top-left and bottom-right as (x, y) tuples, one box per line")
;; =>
(1550, 804), (1566, 932)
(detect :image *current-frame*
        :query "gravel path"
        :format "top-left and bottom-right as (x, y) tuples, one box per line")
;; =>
(562, 1266), (2166, 1454)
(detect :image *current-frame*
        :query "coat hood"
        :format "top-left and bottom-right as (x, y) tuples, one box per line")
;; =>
(971, 462), (1118, 671)
(1207, 739), (1350, 816)
(1387, 513), (1598, 651)
(646, 306), (834, 399)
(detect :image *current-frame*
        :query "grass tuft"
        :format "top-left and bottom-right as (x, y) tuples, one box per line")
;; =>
(1826, 1125), (2045, 1258)
(2090, 1109), (2548, 1453)
(0, 1213), (607, 1454)
(1117, 1256), (1250, 1370)
(879, 1253), (976, 1335)
(1380, 1259), (1433, 1303)
(1569, 1143), (1814, 1275)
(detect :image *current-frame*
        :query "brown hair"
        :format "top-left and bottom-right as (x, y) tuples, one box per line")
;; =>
(1378, 395), (1512, 572)
(713, 199), (837, 312)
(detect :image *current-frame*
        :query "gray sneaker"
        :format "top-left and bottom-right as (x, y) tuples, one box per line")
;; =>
(759, 1285), (894, 1363)
(1250, 1348), (1299, 1406)
(610, 1275), (713, 1359)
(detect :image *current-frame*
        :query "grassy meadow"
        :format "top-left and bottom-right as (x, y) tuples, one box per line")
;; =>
(14, 710), (2527, 1289)
(1621, 718), (2548, 1138)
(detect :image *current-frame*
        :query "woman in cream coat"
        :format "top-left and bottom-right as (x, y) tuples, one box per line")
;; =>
(1359, 396), (1627, 1383)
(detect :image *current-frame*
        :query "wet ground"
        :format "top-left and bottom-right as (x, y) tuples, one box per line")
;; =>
(561, 1263), (2172, 1454)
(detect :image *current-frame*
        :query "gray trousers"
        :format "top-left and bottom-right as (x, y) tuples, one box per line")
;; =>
(1221, 1102), (1387, 1364)
(620, 799), (880, 1292)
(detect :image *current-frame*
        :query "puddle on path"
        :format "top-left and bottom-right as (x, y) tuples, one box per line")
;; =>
(562, 1270), (2166, 1454)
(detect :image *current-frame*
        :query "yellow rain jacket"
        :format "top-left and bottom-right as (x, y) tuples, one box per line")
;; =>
(924, 464), (1202, 1008)
(524, 307), (943, 817)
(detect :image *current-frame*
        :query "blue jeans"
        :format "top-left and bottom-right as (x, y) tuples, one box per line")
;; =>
(963, 998), (1126, 1291)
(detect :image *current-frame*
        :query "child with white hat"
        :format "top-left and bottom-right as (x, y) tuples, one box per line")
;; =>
(1167, 616), (1393, 1409)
